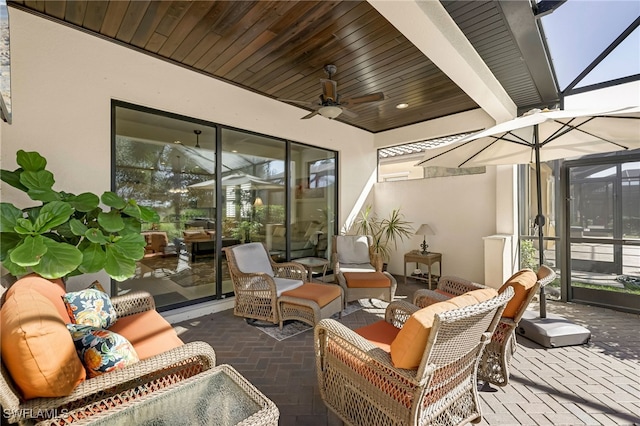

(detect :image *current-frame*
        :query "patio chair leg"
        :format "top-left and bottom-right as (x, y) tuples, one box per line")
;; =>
(478, 381), (497, 392)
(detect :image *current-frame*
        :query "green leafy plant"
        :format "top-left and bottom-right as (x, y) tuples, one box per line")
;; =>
(0, 150), (159, 281)
(519, 239), (538, 271)
(351, 205), (414, 261)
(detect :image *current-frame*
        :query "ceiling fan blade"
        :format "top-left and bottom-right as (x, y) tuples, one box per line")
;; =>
(343, 91), (385, 106)
(320, 79), (338, 102)
(301, 111), (319, 120)
(279, 98), (317, 107)
(339, 108), (358, 119)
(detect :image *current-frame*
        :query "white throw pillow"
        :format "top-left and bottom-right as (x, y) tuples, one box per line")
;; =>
(232, 243), (274, 277)
(337, 236), (371, 264)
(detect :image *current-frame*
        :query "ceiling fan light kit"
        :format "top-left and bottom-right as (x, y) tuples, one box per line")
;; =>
(318, 105), (342, 119)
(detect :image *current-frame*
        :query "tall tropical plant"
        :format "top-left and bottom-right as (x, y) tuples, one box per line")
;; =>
(351, 206), (413, 261)
(0, 150), (159, 281)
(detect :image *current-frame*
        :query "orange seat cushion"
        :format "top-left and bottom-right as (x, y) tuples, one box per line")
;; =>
(281, 283), (342, 308)
(390, 288), (498, 369)
(109, 310), (183, 360)
(343, 272), (390, 288)
(5, 274), (71, 323)
(1, 287), (86, 400)
(355, 320), (400, 353)
(498, 269), (538, 319)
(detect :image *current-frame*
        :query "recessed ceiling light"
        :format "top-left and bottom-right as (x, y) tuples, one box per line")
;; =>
(232, 150), (238, 153)
(173, 140), (181, 144)
(396, 103), (409, 109)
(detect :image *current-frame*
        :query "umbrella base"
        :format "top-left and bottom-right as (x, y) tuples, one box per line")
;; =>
(517, 310), (591, 348)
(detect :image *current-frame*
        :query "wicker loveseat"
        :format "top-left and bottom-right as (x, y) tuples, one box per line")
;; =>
(0, 275), (216, 425)
(315, 287), (514, 426)
(412, 265), (556, 387)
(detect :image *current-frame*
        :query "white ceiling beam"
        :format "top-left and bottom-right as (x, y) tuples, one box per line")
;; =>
(369, 0), (517, 123)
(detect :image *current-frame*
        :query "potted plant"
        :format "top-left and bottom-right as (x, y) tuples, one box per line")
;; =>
(0, 150), (159, 282)
(351, 205), (413, 266)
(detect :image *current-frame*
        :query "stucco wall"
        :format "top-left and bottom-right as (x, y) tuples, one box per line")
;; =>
(372, 168), (497, 283)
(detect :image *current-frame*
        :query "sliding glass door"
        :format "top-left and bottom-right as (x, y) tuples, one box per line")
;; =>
(112, 101), (338, 311)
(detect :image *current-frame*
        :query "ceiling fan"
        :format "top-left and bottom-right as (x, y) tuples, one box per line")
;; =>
(280, 64), (385, 120)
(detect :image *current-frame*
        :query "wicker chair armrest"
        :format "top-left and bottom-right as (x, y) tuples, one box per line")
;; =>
(14, 342), (216, 423)
(315, 319), (418, 383)
(437, 276), (486, 295)
(111, 291), (156, 318)
(273, 262), (306, 280)
(412, 289), (451, 308)
(332, 260), (341, 281)
(536, 265), (557, 287)
(385, 300), (419, 328)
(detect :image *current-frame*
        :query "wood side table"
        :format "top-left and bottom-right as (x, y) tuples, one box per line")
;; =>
(404, 251), (442, 289)
(295, 257), (329, 282)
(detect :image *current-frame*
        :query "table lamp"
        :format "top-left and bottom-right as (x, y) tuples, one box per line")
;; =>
(416, 224), (435, 254)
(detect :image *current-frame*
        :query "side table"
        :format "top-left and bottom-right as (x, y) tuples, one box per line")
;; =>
(59, 364), (279, 426)
(404, 251), (442, 289)
(295, 257), (330, 282)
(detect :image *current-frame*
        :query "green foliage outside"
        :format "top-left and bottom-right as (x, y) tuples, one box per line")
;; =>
(519, 239), (538, 271)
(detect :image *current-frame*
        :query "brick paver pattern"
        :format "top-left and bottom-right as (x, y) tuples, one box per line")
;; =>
(176, 276), (640, 426)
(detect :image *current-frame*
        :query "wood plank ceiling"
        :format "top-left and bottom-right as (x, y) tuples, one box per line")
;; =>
(9, 0), (553, 133)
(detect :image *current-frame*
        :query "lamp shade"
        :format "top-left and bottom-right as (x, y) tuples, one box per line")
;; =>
(416, 224), (435, 236)
(253, 197), (263, 207)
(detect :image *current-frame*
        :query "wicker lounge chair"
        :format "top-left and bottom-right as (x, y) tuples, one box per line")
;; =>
(315, 287), (514, 426)
(413, 265), (556, 387)
(331, 235), (397, 305)
(224, 242), (343, 328)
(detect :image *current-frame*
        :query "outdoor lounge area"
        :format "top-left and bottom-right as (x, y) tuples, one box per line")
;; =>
(1, 0), (639, 425)
(172, 276), (640, 426)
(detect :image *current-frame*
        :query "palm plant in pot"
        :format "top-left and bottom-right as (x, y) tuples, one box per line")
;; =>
(0, 150), (159, 282)
(351, 205), (413, 269)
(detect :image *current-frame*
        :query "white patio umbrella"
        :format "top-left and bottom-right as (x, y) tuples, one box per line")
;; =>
(417, 105), (640, 318)
(188, 172), (283, 190)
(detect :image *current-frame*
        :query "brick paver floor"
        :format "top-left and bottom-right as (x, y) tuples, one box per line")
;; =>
(175, 276), (640, 425)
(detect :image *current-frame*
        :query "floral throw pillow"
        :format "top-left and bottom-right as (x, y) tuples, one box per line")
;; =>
(67, 324), (139, 378)
(63, 288), (117, 329)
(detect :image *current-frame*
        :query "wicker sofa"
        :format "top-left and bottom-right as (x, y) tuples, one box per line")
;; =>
(0, 275), (216, 425)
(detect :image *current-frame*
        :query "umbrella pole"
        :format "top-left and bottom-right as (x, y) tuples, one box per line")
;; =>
(533, 125), (547, 318)
(519, 124), (590, 348)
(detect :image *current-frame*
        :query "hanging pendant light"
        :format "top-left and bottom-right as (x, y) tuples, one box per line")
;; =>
(194, 129), (202, 148)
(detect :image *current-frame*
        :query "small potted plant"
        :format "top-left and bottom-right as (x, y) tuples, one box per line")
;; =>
(0, 150), (159, 282)
(351, 205), (413, 268)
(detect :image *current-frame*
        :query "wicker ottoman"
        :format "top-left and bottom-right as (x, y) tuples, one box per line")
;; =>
(277, 283), (343, 329)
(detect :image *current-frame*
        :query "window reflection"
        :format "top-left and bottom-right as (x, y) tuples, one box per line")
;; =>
(114, 104), (338, 310)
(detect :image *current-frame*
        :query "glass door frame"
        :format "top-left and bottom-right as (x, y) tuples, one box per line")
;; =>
(561, 150), (640, 312)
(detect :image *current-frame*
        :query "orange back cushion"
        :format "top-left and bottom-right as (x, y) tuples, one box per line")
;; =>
(1, 287), (86, 399)
(5, 274), (71, 323)
(109, 310), (183, 360)
(498, 269), (538, 318)
(390, 288), (498, 369)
